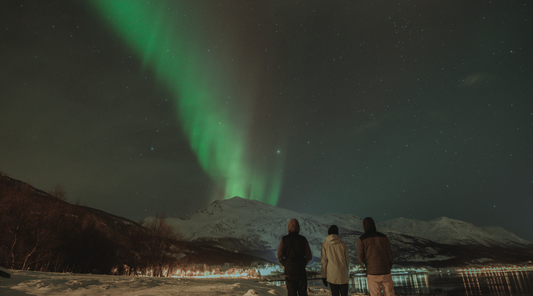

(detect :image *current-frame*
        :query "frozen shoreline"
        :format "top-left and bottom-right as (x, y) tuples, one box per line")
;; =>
(0, 270), (336, 296)
(0, 269), (437, 296)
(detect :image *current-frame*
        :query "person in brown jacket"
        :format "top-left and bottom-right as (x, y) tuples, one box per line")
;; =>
(277, 218), (313, 296)
(357, 217), (395, 296)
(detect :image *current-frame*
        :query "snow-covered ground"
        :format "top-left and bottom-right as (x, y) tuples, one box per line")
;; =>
(0, 270), (340, 296)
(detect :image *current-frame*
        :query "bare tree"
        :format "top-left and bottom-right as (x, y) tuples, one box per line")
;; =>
(0, 182), (42, 269)
(140, 213), (182, 277)
(48, 183), (67, 202)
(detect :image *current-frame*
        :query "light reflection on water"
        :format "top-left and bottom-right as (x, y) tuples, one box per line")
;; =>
(344, 274), (435, 295)
(366, 270), (533, 295)
(302, 270), (533, 295)
(457, 269), (533, 296)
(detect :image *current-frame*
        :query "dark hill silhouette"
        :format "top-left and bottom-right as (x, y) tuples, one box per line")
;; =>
(0, 173), (269, 275)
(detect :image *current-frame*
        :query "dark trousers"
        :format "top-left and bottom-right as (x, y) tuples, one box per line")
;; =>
(329, 283), (349, 296)
(285, 275), (308, 296)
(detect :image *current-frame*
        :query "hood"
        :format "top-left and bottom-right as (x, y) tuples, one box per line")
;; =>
(325, 234), (343, 244)
(363, 217), (377, 233)
(288, 218), (300, 234)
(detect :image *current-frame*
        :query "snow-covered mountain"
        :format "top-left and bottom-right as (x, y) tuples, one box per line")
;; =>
(161, 197), (532, 267)
(378, 217), (530, 247)
(165, 197), (364, 263)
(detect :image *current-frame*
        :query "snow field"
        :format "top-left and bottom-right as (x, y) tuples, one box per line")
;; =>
(0, 270), (335, 296)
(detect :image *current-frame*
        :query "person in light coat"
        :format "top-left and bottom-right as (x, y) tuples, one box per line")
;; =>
(321, 225), (350, 296)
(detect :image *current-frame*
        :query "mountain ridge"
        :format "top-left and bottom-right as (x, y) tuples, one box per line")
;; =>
(161, 196), (532, 267)
(378, 216), (530, 247)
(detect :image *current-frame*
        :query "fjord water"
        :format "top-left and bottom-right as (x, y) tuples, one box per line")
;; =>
(307, 270), (533, 295)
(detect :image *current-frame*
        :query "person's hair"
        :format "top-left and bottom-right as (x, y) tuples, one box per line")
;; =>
(328, 225), (339, 235)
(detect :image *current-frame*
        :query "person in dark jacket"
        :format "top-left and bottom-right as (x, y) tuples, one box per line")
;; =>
(357, 217), (395, 296)
(277, 218), (313, 296)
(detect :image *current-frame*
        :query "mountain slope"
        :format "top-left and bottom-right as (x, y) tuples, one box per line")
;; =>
(378, 217), (530, 247)
(165, 197), (364, 262)
(163, 196), (532, 267)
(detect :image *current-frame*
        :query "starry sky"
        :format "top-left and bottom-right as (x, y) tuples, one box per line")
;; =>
(1, 1), (532, 241)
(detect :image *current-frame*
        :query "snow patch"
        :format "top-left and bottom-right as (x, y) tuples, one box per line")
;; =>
(1, 270), (301, 296)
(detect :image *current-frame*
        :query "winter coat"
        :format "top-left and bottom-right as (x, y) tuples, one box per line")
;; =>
(321, 234), (350, 284)
(357, 217), (393, 275)
(277, 218), (313, 276)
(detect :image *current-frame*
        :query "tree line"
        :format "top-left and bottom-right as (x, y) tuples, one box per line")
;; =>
(0, 173), (183, 276)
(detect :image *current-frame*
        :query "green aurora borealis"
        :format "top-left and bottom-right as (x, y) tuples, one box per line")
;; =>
(89, 0), (283, 205)
(2, 0), (532, 241)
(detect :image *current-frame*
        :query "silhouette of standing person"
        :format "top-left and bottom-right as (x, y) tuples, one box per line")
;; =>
(277, 218), (313, 296)
(357, 217), (395, 296)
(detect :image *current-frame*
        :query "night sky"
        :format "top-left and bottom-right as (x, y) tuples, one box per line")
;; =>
(1, 1), (532, 241)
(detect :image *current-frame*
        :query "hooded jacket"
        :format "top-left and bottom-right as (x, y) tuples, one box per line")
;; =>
(277, 218), (313, 276)
(357, 217), (393, 275)
(321, 234), (350, 284)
